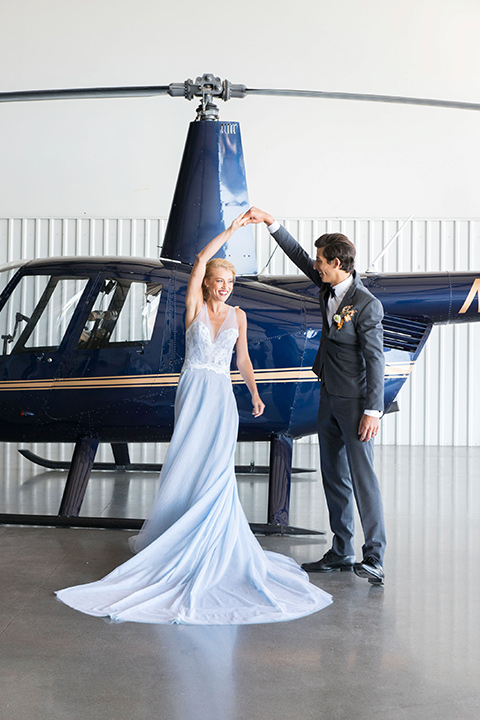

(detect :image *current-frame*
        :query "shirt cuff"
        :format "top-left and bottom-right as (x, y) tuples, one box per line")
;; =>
(364, 409), (382, 418)
(267, 220), (281, 234)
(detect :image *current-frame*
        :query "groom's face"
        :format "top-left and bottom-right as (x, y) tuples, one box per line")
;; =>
(314, 248), (339, 285)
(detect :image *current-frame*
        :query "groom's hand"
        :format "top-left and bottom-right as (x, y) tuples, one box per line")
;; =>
(358, 414), (379, 442)
(246, 207), (275, 226)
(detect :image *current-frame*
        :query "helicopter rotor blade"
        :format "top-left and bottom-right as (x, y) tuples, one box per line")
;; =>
(244, 87), (480, 112)
(1, 78), (479, 113)
(0, 85), (171, 103)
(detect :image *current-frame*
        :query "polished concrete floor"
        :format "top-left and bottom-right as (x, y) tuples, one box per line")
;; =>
(1, 441), (479, 720)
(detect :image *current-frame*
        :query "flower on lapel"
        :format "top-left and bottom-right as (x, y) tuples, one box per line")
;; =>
(333, 305), (356, 329)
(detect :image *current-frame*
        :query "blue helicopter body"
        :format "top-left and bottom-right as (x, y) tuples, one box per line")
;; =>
(0, 255), (478, 447)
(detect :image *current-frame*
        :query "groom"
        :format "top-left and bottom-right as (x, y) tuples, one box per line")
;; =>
(247, 207), (386, 585)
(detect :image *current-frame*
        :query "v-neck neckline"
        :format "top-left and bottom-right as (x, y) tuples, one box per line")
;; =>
(205, 303), (231, 342)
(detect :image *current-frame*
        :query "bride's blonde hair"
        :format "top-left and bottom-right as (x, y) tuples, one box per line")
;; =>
(202, 258), (236, 300)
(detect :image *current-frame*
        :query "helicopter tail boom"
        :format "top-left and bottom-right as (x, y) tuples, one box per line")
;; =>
(258, 272), (480, 326)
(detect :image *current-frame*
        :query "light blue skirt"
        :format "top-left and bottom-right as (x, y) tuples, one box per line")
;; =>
(56, 368), (332, 624)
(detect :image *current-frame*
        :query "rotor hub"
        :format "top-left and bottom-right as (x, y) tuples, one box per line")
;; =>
(167, 73), (247, 120)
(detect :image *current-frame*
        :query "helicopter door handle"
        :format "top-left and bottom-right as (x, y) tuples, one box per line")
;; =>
(36, 353), (53, 363)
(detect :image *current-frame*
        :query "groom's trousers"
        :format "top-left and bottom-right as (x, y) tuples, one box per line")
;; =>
(317, 388), (386, 563)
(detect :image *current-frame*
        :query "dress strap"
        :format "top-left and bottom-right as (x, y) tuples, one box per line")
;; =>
(221, 304), (238, 333)
(190, 302), (208, 328)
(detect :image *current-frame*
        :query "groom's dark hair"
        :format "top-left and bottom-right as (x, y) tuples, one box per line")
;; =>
(315, 233), (356, 274)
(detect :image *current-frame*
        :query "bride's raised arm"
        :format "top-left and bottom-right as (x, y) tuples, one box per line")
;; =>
(185, 212), (250, 327)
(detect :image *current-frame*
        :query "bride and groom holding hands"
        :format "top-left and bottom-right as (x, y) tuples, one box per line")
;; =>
(56, 205), (386, 625)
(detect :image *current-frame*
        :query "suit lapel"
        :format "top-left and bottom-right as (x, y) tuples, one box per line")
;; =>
(328, 272), (359, 337)
(336, 279), (356, 314)
(319, 286), (330, 328)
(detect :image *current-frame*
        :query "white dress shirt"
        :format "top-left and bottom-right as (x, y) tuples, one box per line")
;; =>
(327, 275), (353, 326)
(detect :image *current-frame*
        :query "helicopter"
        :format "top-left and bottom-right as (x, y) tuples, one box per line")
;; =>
(0, 73), (479, 534)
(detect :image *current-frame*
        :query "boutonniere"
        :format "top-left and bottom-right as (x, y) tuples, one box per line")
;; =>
(333, 305), (356, 329)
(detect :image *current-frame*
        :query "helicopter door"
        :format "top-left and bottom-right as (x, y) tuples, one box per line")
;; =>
(43, 275), (167, 423)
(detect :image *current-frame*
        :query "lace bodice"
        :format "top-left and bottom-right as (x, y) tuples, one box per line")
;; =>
(182, 303), (238, 377)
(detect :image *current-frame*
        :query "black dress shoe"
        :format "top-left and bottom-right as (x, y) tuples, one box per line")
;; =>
(301, 550), (356, 573)
(354, 556), (385, 585)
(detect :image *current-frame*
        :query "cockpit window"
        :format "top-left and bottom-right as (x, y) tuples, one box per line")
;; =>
(77, 279), (162, 350)
(0, 273), (163, 355)
(0, 275), (89, 355)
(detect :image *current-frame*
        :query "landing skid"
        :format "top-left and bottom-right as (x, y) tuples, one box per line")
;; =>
(0, 514), (323, 536)
(6, 436), (323, 536)
(18, 449), (314, 476)
(249, 523), (323, 536)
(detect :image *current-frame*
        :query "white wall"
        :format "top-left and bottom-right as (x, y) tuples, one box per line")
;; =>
(0, 0), (480, 219)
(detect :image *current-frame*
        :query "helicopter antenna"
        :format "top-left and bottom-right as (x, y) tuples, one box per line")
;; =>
(259, 244), (280, 275)
(365, 215), (413, 274)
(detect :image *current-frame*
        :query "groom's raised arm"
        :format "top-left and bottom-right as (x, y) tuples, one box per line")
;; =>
(247, 207), (321, 287)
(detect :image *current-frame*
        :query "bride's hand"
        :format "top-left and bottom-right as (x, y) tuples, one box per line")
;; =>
(230, 211), (251, 233)
(252, 394), (265, 418)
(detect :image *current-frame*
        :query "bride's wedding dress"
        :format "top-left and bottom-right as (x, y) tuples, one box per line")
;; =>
(56, 303), (332, 624)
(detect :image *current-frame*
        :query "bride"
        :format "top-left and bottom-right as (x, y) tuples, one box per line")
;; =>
(55, 213), (332, 624)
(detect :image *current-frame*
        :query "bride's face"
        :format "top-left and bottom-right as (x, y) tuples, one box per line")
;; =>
(204, 268), (235, 302)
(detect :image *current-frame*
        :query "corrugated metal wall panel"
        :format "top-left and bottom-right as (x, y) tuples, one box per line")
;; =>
(1, 216), (479, 446)
(0, 218), (166, 263)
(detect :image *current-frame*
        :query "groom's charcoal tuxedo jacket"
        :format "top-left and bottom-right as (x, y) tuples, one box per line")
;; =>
(272, 226), (385, 412)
